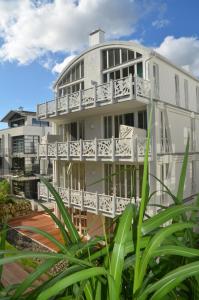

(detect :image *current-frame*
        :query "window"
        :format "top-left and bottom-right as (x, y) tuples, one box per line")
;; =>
(138, 110), (147, 129)
(128, 50), (134, 60)
(184, 79), (189, 109)
(102, 48), (142, 70)
(137, 62), (143, 78)
(196, 86), (199, 113)
(175, 75), (180, 106)
(104, 113), (134, 138)
(122, 49), (128, 63)
(58, 60), (84, 86)
(64, 121), (85, 141)
(153, 63), (159, 98)
(160, 111), (169, 153)
(102, 50), (107, 69)
(32, 118), (49, 127)
(136, 52), (142, 59)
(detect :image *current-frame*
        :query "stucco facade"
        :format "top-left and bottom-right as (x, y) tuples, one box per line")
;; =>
(37, 30), (199, 236)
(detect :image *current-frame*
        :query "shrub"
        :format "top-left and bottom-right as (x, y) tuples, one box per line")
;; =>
(0, 180), (10, 196)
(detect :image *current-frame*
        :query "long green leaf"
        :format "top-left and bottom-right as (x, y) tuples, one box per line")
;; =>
(11, 259), (57, 300)
(39, 176), (80, 244)
(12, 225), (68, 253)
(0, 251), (92, 267)
(133, 104), (153, 294)
(36, 267), (108, 300)
(109, 204), (133, 299)
(139, 261), (199, 300)
(38, 202), (71, 245)
(153, 245), (199, 258)
(138, 222), (194, 290)
(176, 137), (189, 204)
(142, 205), (199, 235)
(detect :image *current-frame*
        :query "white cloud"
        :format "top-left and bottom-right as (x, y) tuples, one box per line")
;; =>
(0, 0), (162, 65)
(152, 18), (170, 29)
(52, 54), (76, 73)
(155, 36), (199, 77)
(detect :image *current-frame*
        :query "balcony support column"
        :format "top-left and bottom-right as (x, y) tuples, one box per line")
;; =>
(56, 141), (58, 160)
(81, 190), (84, 211)
(94, 138), (98, 161)
(110, 80), (114, 103)
(79, 139), (83, 161)
(93, 85), (97, 107)
(112, 194), (116, 218)
(45, 144), (48, 161)
(112, 137), (115, 161)
(68, 188), (71, 208)
(66, 95), (69, 113)
(55, 98), (58, 116)
(79, 91), (82, 111)
(129, 74), (133, 99)
(134, 76), (137, 100)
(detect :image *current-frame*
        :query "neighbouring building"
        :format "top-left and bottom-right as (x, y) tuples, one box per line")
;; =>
(37, 29), (199, 237)
(0, 108), (51, 199)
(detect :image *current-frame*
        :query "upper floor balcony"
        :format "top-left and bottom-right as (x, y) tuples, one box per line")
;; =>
(38, 183), (140, 218)
(37, 75), (151, 119)
(38, 136), (152, 163)
(38, 183), (154, 218)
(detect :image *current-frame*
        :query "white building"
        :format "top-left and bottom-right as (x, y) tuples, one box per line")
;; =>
(37, 30), (199, 236)
(0, 109), (51, 199)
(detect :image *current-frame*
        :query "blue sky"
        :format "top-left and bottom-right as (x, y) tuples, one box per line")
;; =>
(0, 0), (199, 128)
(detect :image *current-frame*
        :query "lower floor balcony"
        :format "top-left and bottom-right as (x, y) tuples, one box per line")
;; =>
(38, 183), (141, 218)
(38, 136), (152, 163)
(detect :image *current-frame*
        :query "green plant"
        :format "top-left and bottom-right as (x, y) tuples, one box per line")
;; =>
(1, 122), (199, 299)
(0, 180), (10, 195)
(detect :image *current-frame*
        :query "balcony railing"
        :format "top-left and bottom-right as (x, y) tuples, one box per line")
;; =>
(37, 75), (151, 118)
(38, 136), (152, 162)
(38, 183), (142, 218)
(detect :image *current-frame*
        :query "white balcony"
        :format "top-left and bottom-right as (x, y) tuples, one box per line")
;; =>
(37, 76), (151, 119)
(38, 136), (152, 163)
(38, 183), (141, 218)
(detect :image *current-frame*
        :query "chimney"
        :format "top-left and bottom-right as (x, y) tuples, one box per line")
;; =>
(89, 29), (105, 47)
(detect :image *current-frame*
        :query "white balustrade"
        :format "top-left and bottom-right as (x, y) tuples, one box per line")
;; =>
(38, 137), (151, 162)
(38, 183), (140, 218)
(37, 76), (151, 117)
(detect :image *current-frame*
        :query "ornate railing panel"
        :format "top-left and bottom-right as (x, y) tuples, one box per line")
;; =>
(38, 137), (151, 162)
(96, 83), (111, 103)
(114, 77), (130, 98)
(57, 96), (68, 111)
(69, 141), (80, 157)
(38, 183), (141, 218)
(82, 88), (94, 106)
(137, 136), (152, 160)
(115, 138), (131, 157)
(57, 143), (68, 157)
(47, 101), (56, 115)
(82, 140), (95, 157)
(37, 76), (151, 118)
(97, 139), (112, 157)
(47, 144), (57, 157)
(136, 77), (151, 98)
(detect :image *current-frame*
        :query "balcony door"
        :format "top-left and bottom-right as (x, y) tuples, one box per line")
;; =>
(104, 113), (134, 138)
(63, 120), (85, 141)
(104, 163), (143, 199)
